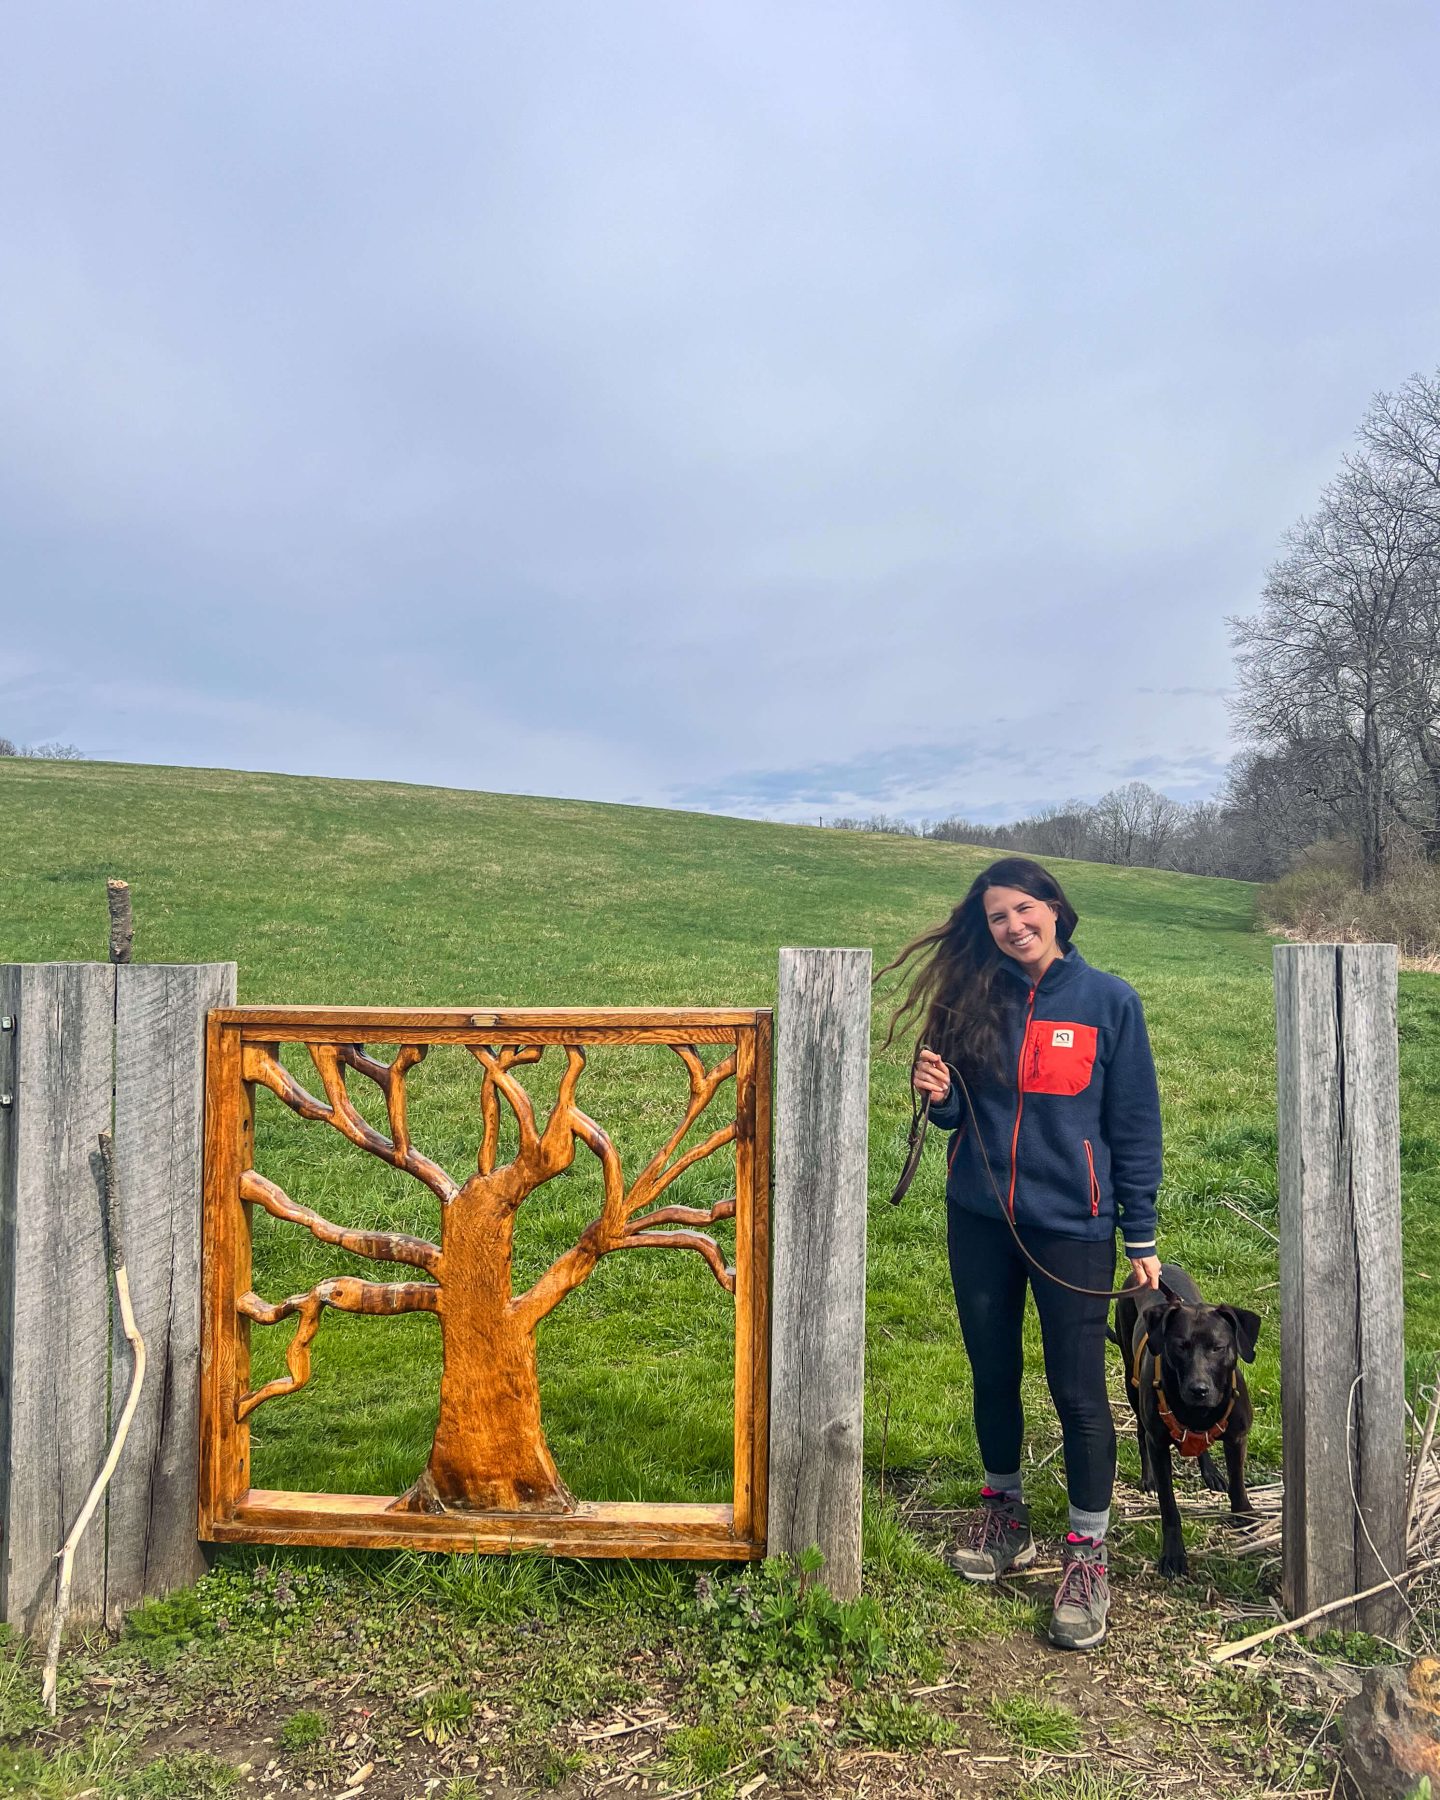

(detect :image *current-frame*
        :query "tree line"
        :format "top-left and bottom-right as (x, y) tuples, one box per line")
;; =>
(831, 368), (1440, 889)
(0, 739), (85, 760)
(826, 778), (1264, 879)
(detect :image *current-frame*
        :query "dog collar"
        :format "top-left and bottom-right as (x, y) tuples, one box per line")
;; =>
(1131, 1339), (1237, 1459)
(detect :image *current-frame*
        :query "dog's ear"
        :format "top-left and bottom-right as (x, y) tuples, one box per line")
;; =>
(1217, 1306), (1262, 1363)
(1144, 1304), (1178, 1358)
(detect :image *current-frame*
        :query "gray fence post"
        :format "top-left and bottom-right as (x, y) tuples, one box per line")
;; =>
(1274, 943), (1406, 1636)
(0, 961), (235, 1637)
(107, 962), (236, 1625)
(769, 947), (870, 1598)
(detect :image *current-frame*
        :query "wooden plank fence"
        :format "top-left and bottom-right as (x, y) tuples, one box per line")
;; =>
(3, 935), (1407, 1640)
(0, 961), (235, 1635)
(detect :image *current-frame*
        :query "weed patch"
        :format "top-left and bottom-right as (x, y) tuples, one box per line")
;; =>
(987, 1692), (1083, 1752)
(839, 1691), (957, 1749)
(692, 1551), (888, 1697)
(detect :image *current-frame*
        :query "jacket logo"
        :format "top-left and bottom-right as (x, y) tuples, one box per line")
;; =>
(1051, 1029), (1074, 1048)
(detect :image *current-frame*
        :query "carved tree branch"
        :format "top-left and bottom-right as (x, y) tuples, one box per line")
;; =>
(237, 1276), (439, 1419)
(473, 1045), (544, 1176)
(243, 1041), (458, 1202)
(627, 1199), (737, 1231)
(626, 1050), (737, 1216)
(512, 1046), (739, 1330)
(615, 1227), (737, 1292)
(239, 1169), (441, 1276)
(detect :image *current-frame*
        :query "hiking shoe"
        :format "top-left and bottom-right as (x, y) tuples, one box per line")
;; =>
(1048, 1536), (1110, 1650)
(943, 1492), (1035, 1582)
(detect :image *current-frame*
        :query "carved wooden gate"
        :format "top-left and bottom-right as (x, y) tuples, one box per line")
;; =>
(199, 1006), (771, 1558)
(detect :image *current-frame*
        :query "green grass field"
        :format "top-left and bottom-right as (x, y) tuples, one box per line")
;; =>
(5, 756), (1440, 1533)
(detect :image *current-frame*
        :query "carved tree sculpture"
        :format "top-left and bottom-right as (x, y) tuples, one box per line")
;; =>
(236, 1040), (737, 1514)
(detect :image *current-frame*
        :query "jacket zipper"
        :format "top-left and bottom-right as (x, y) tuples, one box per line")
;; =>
(1084, 1139), (1100, 1216)
(1007, 986), (1039, 1219)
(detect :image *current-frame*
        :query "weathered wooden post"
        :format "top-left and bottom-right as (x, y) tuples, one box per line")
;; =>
(769, 947), (870, 1598)
(1274, 943), (1406, 1636)
(0, 960), (235, 1636)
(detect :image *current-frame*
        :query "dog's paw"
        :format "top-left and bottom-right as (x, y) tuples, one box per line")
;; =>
(1157, 1547), (1189, 1580)
(1199, 1460), (1228, 1494)
(1139, 1472), (1156, 1493)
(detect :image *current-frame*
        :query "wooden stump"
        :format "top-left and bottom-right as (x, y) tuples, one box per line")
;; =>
(1274, 943), (1406, 1637)
(768, 947), (871, 1599)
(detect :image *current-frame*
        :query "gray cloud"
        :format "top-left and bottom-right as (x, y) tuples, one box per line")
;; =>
(3, 1), (1438, 820)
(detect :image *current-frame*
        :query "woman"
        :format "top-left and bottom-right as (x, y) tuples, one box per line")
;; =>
(882, 856), (1162, 1652)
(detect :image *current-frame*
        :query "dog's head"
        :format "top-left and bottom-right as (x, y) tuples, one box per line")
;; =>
(1145, 1299), (1261, 1413)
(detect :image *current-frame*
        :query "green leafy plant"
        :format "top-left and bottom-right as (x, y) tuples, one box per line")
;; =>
(510, 1741), (585, 1789)
(119, 1589), (211, 1669)
(840, 1691), (956, 1749)
(692, 1550), (889, 1696)
(0, 1631), (46, 1742)
(412, 1685), (474, 1746)
(279, 1708), (327, 1752)
(987, 1693), (1082, 1752)
(1017, 1771), (1142, 1800)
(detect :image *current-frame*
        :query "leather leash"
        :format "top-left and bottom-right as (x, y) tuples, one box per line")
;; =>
(890, 1040), (1149, 1303)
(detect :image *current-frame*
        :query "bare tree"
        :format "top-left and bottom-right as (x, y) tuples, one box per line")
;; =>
(1357, 372), (1440, 858)
(1363, 370), (1440, 515)
(1089, 782), (1148, 865)
(1231, 456), (1433, 889)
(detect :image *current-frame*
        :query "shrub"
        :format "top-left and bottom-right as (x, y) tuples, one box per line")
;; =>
(1262, 845), (1440, 963)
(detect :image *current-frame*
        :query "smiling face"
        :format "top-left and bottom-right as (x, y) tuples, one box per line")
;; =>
(983, 884), (1062, 982)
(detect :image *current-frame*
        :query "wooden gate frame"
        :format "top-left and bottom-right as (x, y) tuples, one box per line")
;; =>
(199, 1006), (771, 1559)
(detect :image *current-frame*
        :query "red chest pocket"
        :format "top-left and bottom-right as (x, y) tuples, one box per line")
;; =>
(1022, 1021), (1098, 1096)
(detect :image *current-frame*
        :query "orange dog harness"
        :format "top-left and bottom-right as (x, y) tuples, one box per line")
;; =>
(1131, 1339), (1236, 1458)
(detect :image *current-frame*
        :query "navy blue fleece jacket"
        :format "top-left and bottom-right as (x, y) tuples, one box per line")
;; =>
(927, 948), (1161, 1254)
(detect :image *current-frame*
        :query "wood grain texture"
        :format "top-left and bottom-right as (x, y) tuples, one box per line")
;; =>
(769, 949), (871, 1598)
(221, 1007), (754, 1047)
(1275, 943), (1407, 1636)
(201, 1012), (771, 1557)
(213, 1492), (756, 1557)
(198, 1017), (251, 1536)
(0, 964), (116, 1635)
(106, 963), (236, 1625)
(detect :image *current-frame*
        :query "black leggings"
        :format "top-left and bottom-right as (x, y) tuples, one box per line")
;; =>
(946, 1207), (1116, 1514)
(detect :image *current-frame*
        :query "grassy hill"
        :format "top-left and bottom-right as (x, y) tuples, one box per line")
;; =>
(5, 756), (1439, 1529)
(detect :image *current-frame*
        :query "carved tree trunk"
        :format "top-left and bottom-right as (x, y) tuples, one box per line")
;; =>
(393, 1190), (574, 1515)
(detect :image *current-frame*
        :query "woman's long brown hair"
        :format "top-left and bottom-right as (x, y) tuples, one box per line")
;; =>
(877, 857), (1080, 1082)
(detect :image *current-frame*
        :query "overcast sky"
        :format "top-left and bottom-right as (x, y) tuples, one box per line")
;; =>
(4, 3), (1439, 824)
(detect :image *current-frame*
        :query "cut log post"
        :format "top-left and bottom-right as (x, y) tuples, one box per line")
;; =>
(769, 947), (871, 1598)
(1274, 943), (1406, 1637)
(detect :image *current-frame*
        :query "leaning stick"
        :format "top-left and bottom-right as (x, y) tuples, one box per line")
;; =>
(1208, 1557), (1440, 1664)
(41, 1130), (146, 1714)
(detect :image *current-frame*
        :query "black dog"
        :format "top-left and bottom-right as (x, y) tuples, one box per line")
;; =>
(1115, 1264), (1261, 1578)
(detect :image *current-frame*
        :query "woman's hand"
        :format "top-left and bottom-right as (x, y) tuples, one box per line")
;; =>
(913, 1048), (952, 1104)
(1128, 1254), (1162, 1289)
